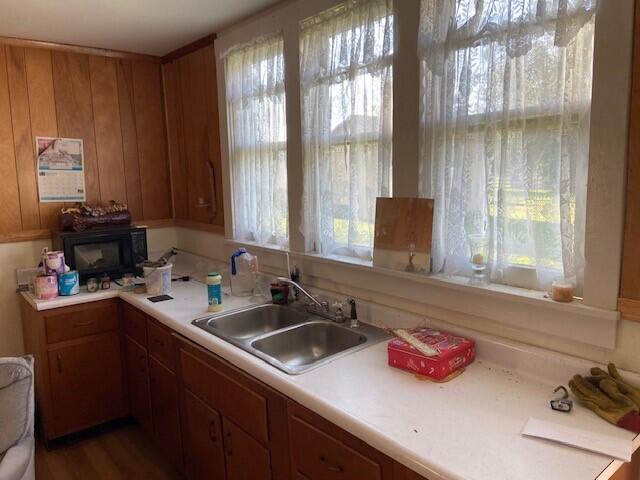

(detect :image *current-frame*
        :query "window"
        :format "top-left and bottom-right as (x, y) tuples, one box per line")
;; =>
(418, 0), (597, 291)
(224, 35), (289, 247)
(300, 0), (394, 260)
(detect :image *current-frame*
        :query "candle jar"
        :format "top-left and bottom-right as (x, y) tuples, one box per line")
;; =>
(550, 279), (574, 303)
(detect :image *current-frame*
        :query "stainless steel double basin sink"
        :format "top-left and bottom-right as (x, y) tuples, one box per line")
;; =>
(192, 304), (390, 374)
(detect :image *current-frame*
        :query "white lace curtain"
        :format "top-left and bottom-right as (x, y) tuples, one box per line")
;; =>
(300, 0), (394, 259)
(419, 0), (597, 291)
(224, 35), (289, 247)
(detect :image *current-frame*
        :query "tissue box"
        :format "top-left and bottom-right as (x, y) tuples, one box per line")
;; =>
(388, 328), (475, 380)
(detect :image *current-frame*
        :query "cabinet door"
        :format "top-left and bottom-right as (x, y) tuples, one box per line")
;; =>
(393, 463), (429, 480)
(48, 332), (126, 436)
(124, 336), (152, 432)
(223, 418), (271, 480)
(149, 355), (183, 469)
(183, 389), (226, 480)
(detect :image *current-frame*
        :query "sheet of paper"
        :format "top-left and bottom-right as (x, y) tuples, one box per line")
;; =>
(522, 417), (632, 461)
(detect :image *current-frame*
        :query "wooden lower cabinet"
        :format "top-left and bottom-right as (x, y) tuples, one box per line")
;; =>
(123, 304), (184, 471)
(21, 297), (127, 441)
(124, 336), (153, 433)
(183, 389), (226, 480)
(223, 418), (272, 480)
(47, 332), (126, 436)
(175, 335), (289, 480)
(149, 355), (183, 469)
(22, 299), (438, 479)
(393, 463), (429, 480)
(288, 402), (393, 480)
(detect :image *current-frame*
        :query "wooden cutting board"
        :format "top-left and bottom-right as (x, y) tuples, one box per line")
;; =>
(373, 197), (434, 272)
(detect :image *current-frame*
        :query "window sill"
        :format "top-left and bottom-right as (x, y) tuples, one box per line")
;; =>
(224, 239), (619, 349)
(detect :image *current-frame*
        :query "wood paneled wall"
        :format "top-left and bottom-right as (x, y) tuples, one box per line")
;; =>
(162, 44), (224, 230)
(0, 42), (172, 238)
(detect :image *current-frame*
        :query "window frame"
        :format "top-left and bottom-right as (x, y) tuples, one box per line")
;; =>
(223, 34), (290, 247)
(214, 0), (632, 348)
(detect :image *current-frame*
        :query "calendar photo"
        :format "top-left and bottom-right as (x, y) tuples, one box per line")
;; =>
(36, 137), (86, 203)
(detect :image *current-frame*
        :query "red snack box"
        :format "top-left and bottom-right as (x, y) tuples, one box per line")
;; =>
(388, 328), (476, 380)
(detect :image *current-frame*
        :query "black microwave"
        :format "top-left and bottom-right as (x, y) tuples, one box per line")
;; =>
(53, 226), (148, 284)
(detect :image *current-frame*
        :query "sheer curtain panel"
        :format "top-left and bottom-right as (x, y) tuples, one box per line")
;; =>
(419, 0), (598, 291)
(300, 0), (394, 260)
(224, 35), (289, 247)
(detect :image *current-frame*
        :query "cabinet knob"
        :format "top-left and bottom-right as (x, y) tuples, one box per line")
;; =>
(208, 420), (217, 443)
(225, 431), (233, 456)
(320, 456), (343, 473)
(56, 353), (63, 373)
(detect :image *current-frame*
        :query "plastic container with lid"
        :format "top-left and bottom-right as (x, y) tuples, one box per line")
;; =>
(230, 249), (257, 297)
(207, 272), (223, 312)
(144, 263), (172, 296)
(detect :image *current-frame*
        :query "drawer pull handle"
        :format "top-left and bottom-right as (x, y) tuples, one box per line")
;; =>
(56, 354), (63, 373)
(320, 456), (343, 473)
(73, 320), (95, 327)
(153, 339), (164, 346)
(225, 431), (233, 456)
(208, 420), (217, 443)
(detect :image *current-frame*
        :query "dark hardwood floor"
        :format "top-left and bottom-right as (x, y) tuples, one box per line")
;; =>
(36, 423), (182, 480)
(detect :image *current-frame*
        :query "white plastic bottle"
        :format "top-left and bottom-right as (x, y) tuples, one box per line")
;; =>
(207, 272), (223, 313)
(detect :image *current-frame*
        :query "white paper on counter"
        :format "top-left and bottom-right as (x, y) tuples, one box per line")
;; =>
(522, 417), (632, 462)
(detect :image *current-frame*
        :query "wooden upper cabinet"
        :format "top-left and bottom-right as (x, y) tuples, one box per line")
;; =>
(162, 42), (224, 228)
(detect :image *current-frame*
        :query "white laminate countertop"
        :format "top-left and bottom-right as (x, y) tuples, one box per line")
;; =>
(21, 282), (639, 480)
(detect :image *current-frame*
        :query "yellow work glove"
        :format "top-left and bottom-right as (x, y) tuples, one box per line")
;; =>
(569, 375), (640, 433)
(589, 363), (640, 409)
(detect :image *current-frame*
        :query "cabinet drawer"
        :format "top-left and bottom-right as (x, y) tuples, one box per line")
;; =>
(180, 349), (269, 444)
(148, 320), (174, 370)
(45, 299), (120, 344)
(290, 415), (382, 480)
(123, 303), (147, 347)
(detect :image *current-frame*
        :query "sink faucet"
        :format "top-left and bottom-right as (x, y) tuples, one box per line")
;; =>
(276, 277), (327, 312)
(275, 277), (359, 327)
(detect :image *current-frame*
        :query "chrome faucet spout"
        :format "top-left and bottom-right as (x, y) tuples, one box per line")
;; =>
(276, 277), (326, 310)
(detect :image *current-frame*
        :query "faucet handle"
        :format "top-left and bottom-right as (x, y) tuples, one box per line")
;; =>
(347, 298), (358, 328)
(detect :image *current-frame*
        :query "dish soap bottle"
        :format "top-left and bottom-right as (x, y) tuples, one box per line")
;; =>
(207, 272), (223, 312)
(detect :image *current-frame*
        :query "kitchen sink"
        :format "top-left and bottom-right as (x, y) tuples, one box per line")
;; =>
(192, 304), (390, 375)
(198, 304), (309, 339)
(251, 321), (367, 370)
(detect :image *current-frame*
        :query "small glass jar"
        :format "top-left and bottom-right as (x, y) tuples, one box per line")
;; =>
(122, 273), (135, 292)
(100, 275), (111, 290)
(550, 279), (574, 302)
(468, 234), (489, 286)
(86, 277), (99, 293)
